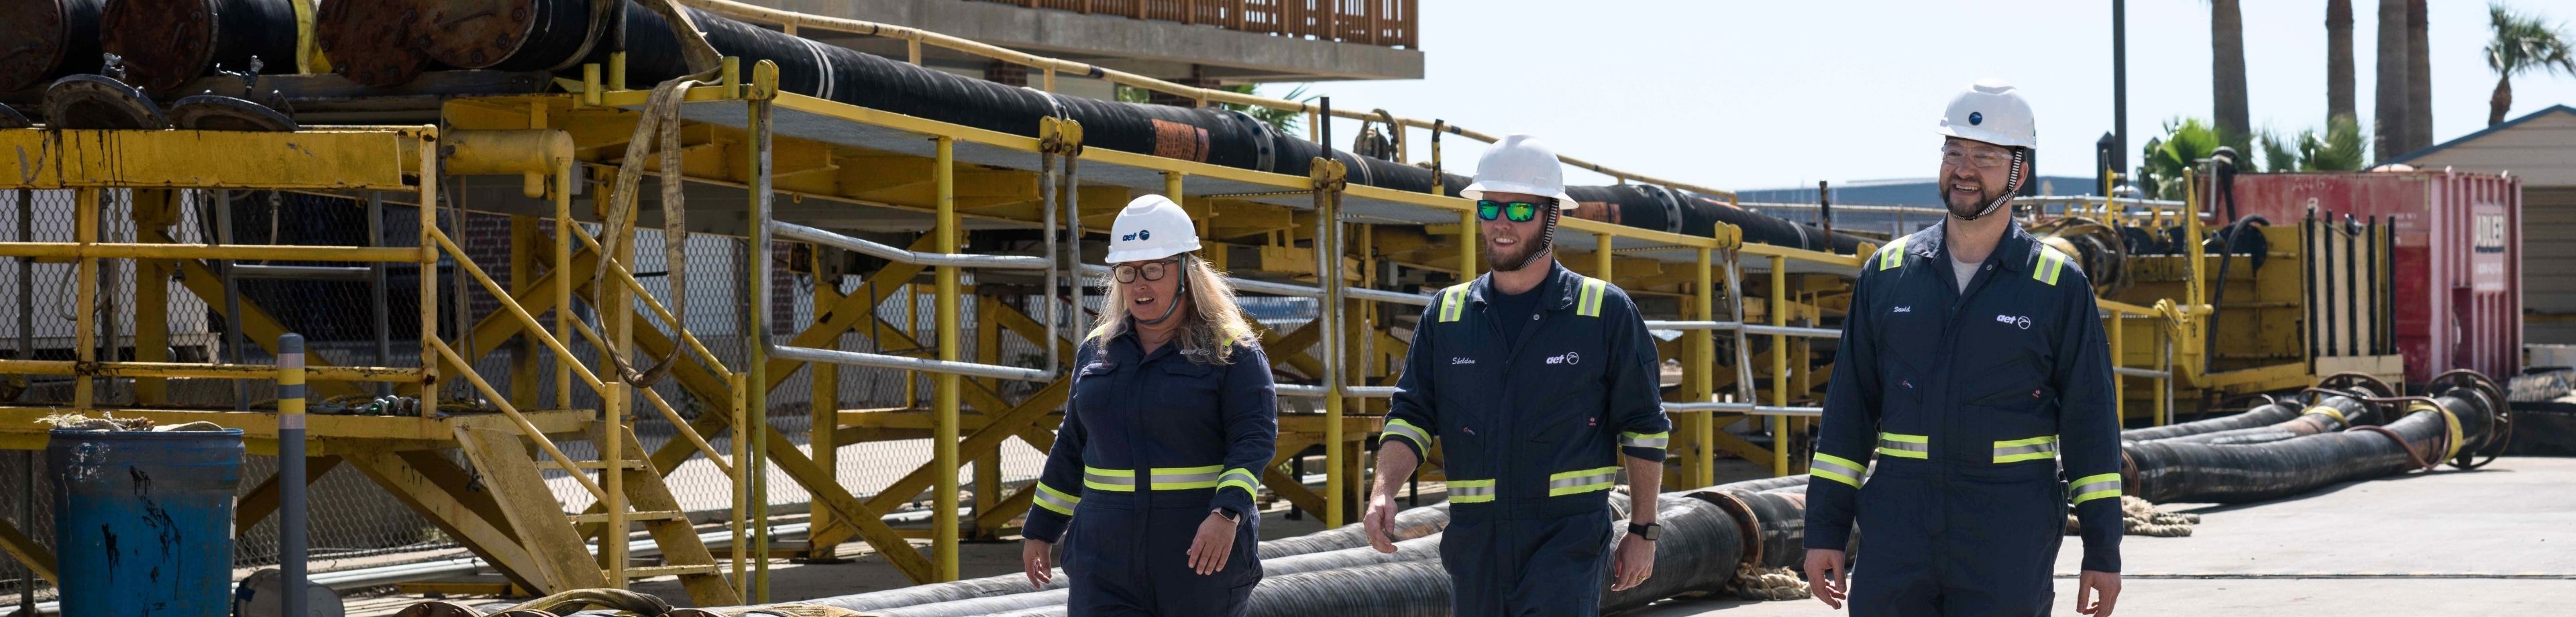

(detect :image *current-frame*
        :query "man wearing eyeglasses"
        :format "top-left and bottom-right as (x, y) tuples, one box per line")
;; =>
(1802, 79), (2125, 617)
(1362, 134), (1672, 616)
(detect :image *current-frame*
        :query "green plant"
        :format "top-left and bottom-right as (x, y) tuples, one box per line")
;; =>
(2485, 3), (2576, 126)
(1114, 83), (1316, 133)
(2252, 115), (2371, 173)
(2136, 117), (2225, 200)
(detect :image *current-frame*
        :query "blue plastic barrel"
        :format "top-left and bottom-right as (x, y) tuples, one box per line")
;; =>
(47, 429), (246, 616)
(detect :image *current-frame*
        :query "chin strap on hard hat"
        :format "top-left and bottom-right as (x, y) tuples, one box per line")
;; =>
(1957, 149), (2029, 221)
(1495, 201), (1563, 272)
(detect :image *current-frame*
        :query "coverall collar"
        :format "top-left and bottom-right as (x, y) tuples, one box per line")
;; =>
(1915, 218), (2039, 274)
(1462, 260), (1584, 312)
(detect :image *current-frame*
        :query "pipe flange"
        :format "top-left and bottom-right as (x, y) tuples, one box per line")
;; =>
(170, 94), (299, 131)
(1223, 108), (1277, 174)
(2429, 369), (2512, 469)
(1684, 489), (1767, 573)
(43, 74), (167, 129)
(392, 601), (487, 617)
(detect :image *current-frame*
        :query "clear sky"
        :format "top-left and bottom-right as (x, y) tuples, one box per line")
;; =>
(1285, 0), (2576, 192)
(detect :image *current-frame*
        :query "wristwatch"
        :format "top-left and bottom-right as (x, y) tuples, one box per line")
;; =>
(1213, 508), (1240, 522)
(1627, 522), (1661, 541)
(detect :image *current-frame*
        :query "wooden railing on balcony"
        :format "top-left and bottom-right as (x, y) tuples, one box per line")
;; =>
(984, 0), (1419, 48)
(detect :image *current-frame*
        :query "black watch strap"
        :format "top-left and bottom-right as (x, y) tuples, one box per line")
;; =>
(1627, 522), (1660, 541)
(1214, 508), (1240, 522)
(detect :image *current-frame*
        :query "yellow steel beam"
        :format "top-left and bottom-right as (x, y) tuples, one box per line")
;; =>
(342, 450), (546, 592)
(11, 127), (424, 189)
(0, 407), (589, 453)
(0, 510), (58, 585)
(0, 242), (420, 262)
(0, 359), (423, 382)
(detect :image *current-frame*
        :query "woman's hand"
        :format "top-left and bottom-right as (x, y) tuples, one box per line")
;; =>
(1022, 539), (1055, 590)
(1185, 510), (1240, 575)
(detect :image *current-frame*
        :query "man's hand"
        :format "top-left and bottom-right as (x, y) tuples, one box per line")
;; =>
(1804, 549), (1849, 609)
(2077, 569), (2121, 616)
(1021, 539), (1054, 590)
(1184, 511), (1239, 575)
(1609, 532), (1656, 591)
(1362, 492), (1401, 553)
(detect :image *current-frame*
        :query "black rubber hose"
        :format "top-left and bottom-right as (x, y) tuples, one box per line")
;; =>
(98, 0), (300, 94)
(2160, 396), (2375, 445)
(2120, 402), (2300, 442)
(1599, 497), (1748, 613)
(2125, 392), (2496, 504)
(760, 503), (1450, 612)
(1686, 488), (1810, 570)
(507, 3), (1870, 252)
(908, 560), (1457, 617)
(0, 0), (108, 93)
(843, 535), (1448, 617)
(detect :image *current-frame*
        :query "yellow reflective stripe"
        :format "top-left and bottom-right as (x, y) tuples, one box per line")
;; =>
(1083, 466), (1136, 492)
(1149, 465), (1224, 490)
(1546, 466), (1621, 496)
(1449, 478), (1497, 503)
(2070, 473), (2123, 505)
(1619, 431), (1669, 449)
(2034, 247), (2068, 286)
(1382, 418), (1434, 453)
(1992, 435), (2060, 463)
(1577, 278), (1608, 317)
(1216, 467), (1260, 499)
(2302, 405), (2347, 424)
(1876, 433), (1930, 459)
(1809, 453), (1865, 488)
(1878, 237), (1909, 270)
(2440, 406), (2465, 460)
(1438, 284), (1470, 322)
(1034, 482), (1081, 516)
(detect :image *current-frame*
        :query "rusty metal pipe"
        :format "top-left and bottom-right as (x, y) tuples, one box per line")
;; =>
(98, 0), (301, 94)
(0, 0), (107, 93)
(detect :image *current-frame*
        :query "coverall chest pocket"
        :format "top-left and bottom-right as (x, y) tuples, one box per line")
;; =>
(1525, 371), (1603, 445)
(1071, 361), (1122, 416)
(1878, 307), (1942, 410)
(1152, 359), (1220, 409)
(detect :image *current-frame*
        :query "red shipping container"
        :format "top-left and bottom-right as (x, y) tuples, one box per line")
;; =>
(2221, 170), (2522, 384)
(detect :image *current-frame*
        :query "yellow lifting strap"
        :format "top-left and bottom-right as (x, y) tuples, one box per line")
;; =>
(1436, 283), (1471, 323)
(2033, 246), (2070, 286)
(1877, 237), (1910, 271)
(1575, 277), (1609, 317)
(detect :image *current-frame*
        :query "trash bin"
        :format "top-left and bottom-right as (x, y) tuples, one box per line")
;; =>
(47, 428), (246, 616)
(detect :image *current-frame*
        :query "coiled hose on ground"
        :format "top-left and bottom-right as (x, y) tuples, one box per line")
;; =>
(2125, 374), (2504, 504)
(2119, 401), (2299, 442)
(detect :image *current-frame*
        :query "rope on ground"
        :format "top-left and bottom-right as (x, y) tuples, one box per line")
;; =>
(1725, 564), (1812, 601)
(2064, 496), (2199, 537)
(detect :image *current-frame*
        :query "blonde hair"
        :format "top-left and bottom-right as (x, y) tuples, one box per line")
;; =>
(1087, 254), (1260, 364)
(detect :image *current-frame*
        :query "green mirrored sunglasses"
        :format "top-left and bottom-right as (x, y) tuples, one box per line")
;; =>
(1475, 199), (1544, 223)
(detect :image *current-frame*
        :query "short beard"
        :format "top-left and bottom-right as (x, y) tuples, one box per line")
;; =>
(1945, 186), (2006, 219)
(1483, 241), (1546, 272)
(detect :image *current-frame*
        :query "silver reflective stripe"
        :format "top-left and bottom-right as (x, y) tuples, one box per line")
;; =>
(1809, 454), (1865, 482)
(1033, 483), (1079, 516)
(1085, 469), (1136, 490)
(2072, 475), (2121, 496)
(1619, 431), (1669, 448)
(1450, 482), (1496, 497)
(1992, 440), (2059, 462)
(1152, 469), (1223, 486)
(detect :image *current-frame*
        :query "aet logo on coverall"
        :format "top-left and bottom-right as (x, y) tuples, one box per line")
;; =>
(1995, 314), (2032, 329)
(1545, 352), (1581, 366)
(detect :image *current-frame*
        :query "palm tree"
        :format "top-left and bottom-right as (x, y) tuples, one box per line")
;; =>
(2328, 1), (2357, 121)
(2138, 118), (2224, 200)
(2212, 0), (2251, 146)
(2375, 0), (2408, 161)
(2406, 0), (2433, 153)
(2485, 3), (2576, 125)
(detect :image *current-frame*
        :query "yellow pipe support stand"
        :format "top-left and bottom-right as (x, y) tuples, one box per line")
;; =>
(2110, 313), (2126, 420)
(72, 188), (96, 409)
(728, 371), (749, 591)
(1695, 246), (1717, 488)
(933, 135), (962, 581)
(809, 250), (841, 558)
(555, 164), (576, 410)
(1770, 254), (1788, 478)
(1597, 234), (1613, 279)
(440, 129), (574, 197)
(418, 135), (440, 417)
(746, 80), (775, 600)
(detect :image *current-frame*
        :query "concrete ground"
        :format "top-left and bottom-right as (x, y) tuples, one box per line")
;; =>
(1631, 456), (2576, 616)
(354, 457), (2576, 616)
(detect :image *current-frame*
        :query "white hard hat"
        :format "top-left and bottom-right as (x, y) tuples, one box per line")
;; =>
(1460, 133), (1580, 209)
(1104, 194), (1201, 263)
(1936, 78), (2037, 150)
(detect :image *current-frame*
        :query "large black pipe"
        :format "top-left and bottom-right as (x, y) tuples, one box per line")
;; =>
(372, 1), (1868, 253)
(838, 535), (1449, 617)
(763, 503), (1450, 612)
(98, 0), (299, 95)
(2120, 402), (2300, 442)
(2159, 394), (2377, 446)
(1599, 496), (1750, 613)
(2125, 388), (2498, 504)
(0, 0), (107, 94)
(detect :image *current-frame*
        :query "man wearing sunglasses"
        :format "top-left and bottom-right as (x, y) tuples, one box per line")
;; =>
(1802, 79), (2124, 617)
(1362, 134), (1672, 616)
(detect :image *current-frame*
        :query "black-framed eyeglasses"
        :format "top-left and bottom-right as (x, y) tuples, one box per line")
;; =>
(1477, 199), (1544, 223)
(1114, 257), (1183, 283)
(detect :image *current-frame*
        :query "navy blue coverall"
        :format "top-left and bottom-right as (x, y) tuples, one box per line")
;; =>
(1024, 330), (1279, 616)
(1383, 262), (1673, 616)
(1804, 221), (2124, 616)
